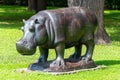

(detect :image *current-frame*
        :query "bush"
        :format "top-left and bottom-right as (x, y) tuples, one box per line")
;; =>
(105, 0), (120, 10)
(47, 0), (67, 7)
(16, 0), (28, 6)
(3, 0), (16, 5)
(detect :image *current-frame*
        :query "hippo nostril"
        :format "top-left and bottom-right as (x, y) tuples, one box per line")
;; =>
(23, 41), (27, 44)
(16, 41), (27, 47)
(26, 44), (29, 48)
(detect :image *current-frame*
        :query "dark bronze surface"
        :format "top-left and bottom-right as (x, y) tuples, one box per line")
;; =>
(28, 59), (97, 72)
(16, 7), (98, 70)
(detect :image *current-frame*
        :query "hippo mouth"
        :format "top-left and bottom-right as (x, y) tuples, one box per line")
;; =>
(16, 41), (36, 55)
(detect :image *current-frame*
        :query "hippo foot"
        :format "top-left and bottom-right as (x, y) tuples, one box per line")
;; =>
(68, 53), (80, 62)
(34, 59), (40, 64)
(28, 63), (45, 71)
(80, 56), (91, 61)
(34, 58), (46, 64)
(50, 58), (65, 68)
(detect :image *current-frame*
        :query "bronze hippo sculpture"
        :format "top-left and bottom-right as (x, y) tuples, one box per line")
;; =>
(16, 7), (97, 67)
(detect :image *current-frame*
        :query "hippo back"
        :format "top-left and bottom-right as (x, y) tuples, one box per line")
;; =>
(29, 7), (97, 48)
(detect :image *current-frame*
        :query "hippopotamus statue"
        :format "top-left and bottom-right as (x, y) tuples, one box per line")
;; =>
(16, 7), (97, 67)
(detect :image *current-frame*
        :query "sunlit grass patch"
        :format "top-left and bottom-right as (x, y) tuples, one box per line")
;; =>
(0, 5), (120, 80)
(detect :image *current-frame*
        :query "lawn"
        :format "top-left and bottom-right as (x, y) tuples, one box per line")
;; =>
(0, 5), (120, 80)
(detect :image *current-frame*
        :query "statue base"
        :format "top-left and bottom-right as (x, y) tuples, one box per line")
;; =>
(28, 59), (97, 73)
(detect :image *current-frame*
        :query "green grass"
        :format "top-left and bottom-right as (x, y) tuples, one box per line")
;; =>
(0, 5), (120, 80)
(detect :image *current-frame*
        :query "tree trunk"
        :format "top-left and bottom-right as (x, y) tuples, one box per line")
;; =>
(28, 0), (46, 13)
(68, 0), (111, 44)
(28, 0), (35, 11)
(36, 0), (46, 13)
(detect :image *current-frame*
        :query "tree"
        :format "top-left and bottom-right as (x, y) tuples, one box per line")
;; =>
(68, 0), (111, 44)
(28, 0), (46, 13)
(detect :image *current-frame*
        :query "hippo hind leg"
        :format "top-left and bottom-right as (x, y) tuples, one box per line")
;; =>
(81, 39), (95, 61)
(68, 44), (82, 62)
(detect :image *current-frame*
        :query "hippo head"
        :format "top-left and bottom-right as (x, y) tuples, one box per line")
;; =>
(16, 18), (47, 55)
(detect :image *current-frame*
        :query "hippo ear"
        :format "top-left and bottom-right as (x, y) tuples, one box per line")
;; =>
(23, 19), (26, 23)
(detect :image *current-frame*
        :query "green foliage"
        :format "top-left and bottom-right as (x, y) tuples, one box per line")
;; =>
(47, 0), (67, 7)
(2, 0), (16, 5)
(0, 5), (120, 80)
(1, 0), (28, 5)
(1, 0), (120, 10)
(105, 0), (120, 10)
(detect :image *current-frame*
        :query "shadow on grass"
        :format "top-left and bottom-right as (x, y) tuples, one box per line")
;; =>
(0, 5), (34, 21)
(96, 60), (120, 66)
(0, 5), (34, 29)
(104, 10), (120, 42)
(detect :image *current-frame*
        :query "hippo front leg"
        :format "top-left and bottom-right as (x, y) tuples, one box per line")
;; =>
(81, 40), (95, 61)
(50, 43), (65, 67)
(35, 47), (48, 63)
(28, 47), (48, 70)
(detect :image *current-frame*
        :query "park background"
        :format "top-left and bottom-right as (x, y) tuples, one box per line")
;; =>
(0, 0), (120, 80)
